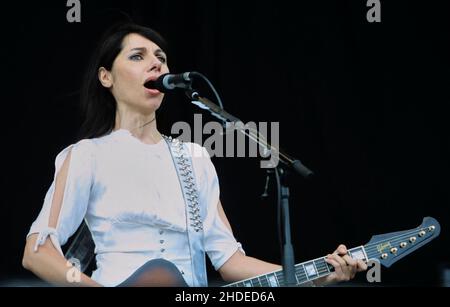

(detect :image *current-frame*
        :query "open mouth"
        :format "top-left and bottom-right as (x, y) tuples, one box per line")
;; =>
(144, 77), (161, 95)
(144, 80), (156, 89)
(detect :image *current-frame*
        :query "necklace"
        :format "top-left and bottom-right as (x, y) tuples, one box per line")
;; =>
(127, 116), (162, 143)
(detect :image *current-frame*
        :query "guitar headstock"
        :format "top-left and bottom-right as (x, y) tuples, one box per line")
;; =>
(363, 217), (440, 268)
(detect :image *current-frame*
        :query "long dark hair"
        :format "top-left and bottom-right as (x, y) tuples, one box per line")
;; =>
(78, 23), (168, 140)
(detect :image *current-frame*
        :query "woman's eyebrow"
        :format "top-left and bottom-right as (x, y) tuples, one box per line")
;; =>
(129, 47), (165, 55)
(154, 49), (166, 56)
(129, 47), (147, 53)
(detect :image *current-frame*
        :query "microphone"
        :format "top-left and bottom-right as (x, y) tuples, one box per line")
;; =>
(144, 72), (198, 93)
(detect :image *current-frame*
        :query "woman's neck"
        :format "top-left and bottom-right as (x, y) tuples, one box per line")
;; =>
(114, 110), (162, 145)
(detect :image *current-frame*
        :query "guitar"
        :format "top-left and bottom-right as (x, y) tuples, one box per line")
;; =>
(118, 217), (440, 287)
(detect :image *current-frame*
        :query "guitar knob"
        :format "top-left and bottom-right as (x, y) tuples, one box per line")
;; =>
(410, 237), (417, 243)
(419, 231), (426, 237)
(381, 253), (388, 259)
(428, 226), (435, 232)
(400, 242), (407, 248)
(390, 247), (398, 254)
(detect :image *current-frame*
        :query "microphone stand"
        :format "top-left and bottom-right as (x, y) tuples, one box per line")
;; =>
(185, 89), (314, 287)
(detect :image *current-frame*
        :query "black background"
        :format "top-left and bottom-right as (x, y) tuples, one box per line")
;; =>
(0, 0), (449, 286)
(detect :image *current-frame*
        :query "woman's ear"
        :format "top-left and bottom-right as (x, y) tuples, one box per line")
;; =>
(98, 67), (113, 88)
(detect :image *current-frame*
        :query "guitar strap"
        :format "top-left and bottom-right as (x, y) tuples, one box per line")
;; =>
(164, 136), (208, 287)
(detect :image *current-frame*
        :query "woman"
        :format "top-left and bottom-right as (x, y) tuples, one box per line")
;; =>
(22, 23), (366, 287)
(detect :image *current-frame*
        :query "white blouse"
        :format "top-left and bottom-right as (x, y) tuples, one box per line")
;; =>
(27, 129), (243, 287)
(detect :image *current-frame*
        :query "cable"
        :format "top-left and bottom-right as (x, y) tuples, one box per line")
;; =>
(191, 72), (225, 110)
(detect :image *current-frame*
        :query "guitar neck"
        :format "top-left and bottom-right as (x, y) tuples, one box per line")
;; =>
(224, 246), (368, 287)
(224, 217), (440, 287)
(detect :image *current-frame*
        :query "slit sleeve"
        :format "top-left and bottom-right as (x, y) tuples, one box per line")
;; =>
(27, 140), (95, 255)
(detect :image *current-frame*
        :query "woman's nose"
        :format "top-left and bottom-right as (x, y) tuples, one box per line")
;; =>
(147, 57), (162, 72)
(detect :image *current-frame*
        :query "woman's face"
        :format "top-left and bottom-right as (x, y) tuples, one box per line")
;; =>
(99, 33), (170, 114)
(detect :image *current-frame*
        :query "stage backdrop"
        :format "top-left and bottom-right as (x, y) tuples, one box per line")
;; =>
(1, 0), (448, 286)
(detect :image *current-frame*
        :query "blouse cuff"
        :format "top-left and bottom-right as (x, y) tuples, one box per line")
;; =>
(213, 242), (246, 271)
(236, 242), (246, 255)
(33, 227), (64, 256)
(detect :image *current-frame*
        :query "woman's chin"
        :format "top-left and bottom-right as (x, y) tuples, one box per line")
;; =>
(138, 100), (162, 114)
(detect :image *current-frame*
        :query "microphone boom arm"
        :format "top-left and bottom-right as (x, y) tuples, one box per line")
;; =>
(185, 90), (314, 178)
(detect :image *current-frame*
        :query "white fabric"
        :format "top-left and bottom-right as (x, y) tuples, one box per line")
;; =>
(27, 129), (244, 287)
(33, 227), (64, 256)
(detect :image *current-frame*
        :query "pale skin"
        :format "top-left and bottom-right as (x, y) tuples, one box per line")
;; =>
(23, 33), (367, 286)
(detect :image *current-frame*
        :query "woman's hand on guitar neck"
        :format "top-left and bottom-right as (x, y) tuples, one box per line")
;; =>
(314, 244), (368, 286)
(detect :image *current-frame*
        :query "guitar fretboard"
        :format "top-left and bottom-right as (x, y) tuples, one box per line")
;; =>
(224, 246), (367, 287)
